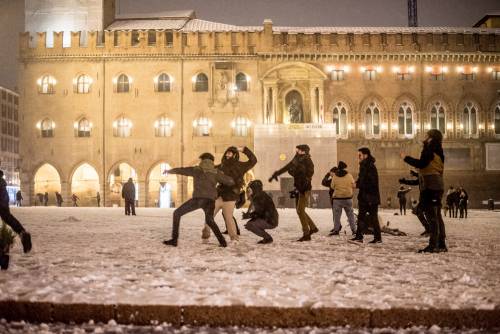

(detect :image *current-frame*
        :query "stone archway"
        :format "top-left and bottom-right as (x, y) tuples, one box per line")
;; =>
(147, 162), (178, 208)
(108, 162), (138, 207)
(70, 163), (100, 207)
(33, 163), (61, 206)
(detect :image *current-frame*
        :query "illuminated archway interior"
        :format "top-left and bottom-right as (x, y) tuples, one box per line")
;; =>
(71, 163), (100, 206)
(147, 163), (177, 207)
(34, 163), (61, 205)
(108, 163), (138, 207)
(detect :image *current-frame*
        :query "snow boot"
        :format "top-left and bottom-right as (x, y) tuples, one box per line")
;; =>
(329, 226), (342, 236)
(309, 227), (319, 235)
(418, 245), (434, 253)
(257, 237), (273, 244)
(21, 231), (32, 253)
(350, 236), (363, 243)
(0, 254), (9, 270)
(163, 239), (178, 247)
(369, 238), (382, 244)
(297, 234), (311, 242)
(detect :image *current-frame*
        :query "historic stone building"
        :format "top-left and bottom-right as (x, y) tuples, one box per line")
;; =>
(18, 1), (500, 207)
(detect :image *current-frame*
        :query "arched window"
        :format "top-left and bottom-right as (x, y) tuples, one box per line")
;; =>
(76, 118), (91, 137)
(332, 102), (348, 137)
(193, 117), (212, 136)
(113, 116), (132, 137)
(39, 118), (55, 137)
(463, 102), (478, 137)
(76, 74), (91, 94)
(430, 101), (446, 134)
(495, 104), (500, 135)
(38, 75), (56, 94)
(365, 102), (380, 137)
(231, 116), (251, 137)
(116, 74), (130, 93)
(194, 73), (208, 92)
(155, 73), (171, 92)
(398, 102), (413, 136)
(154, 116), (173, 137)
(235, 72), (248, 92)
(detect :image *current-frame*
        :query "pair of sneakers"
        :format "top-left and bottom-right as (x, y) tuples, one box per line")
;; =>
(297, 227), (319, 242)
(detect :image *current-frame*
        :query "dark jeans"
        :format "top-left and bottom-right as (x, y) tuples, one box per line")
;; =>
(172, 198), (226, 246)
(414, 197), (430, 232)
(356, 202), (381, 241)
(125, 199), (136, 215)
(245, 218), (276, 240)
(0, 206), (25, 234)
(399, 199), (407, 215)
(421, 189), (446, 249)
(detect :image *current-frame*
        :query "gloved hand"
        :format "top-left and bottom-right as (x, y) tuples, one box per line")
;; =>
(268, 172), (279, 183)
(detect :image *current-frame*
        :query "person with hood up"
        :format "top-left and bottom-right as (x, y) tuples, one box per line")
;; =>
(163, 153), (235, 247)
(202, 146), (257, 242)
(269, 144), (317, 241)
(352, 147), (382, 244)
(401, 129), (447, 253)
(122, 178), (136, 216)
(397, 186), (412, 215)
(242, 180), (279, 244)
(330, 161), (357, 236)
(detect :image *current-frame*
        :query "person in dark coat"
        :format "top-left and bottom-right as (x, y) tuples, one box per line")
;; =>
(402, 129), (447, 253)
(202, 146), (257, 242)
(71, 194), (79, 207)
(0, 170), (31, 253)
(397, 186), (412, 215)
(242, 180), (279, 244)
(452, 188), (461, 219)
(36, 193), (44, 206)
(43, 192), (49, 206)
(55, 192), (63, 207)
(458, 187), (468, 219)
(352, 147), (382, 243)
(122, 178), (136, 216)
(163, 153), (235, 247)
(15, 190), (23, 207)
(269, 144), (318, 241)
(399, 170), (430, 235)
(446, 186), (456, 218)
(96, 192), (101, 207)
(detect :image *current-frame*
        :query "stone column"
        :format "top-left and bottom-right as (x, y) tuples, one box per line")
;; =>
(310, 86), (317, 123)
(318, 86), (325, 123)
(138, 180), (146, 208)
(61, 181), (70, 207)
(272, 85), (278, 123)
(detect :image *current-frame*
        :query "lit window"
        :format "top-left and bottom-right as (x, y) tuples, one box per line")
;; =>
(155, 73), (171, 92)
(365, 102), (380, 137)
(40, 118), (55, 137)
(332, 103), (348, 137)
(426, 66), (447, 81)
(495, 104), (500, 135)
(463, 102), (478, 137)
(76, 74), (92, 94)
(194, 73), (208, 92)
(457, 66), (478, 81)
(38, 75), (56, 94)
(147, 30), (156, 45)
(393, 66), (415, 81)
(231, 116), (251, 137)
(131, 31), (140, 46)
(398, 102), (413, 136)
(154, 116), (173, 137)
(165, 32), (173, 46)
(193, 117), (212, 136)
(331, 70), (345, 81)
(76, 118), (91, 137)
(113, 116), (132, 137)
(490, 70), (500, 81)
(235, 73), (248, 91)
(116, 74), (130, 93)
(363, 70), (377, 81)
(430, 102), (446, 134)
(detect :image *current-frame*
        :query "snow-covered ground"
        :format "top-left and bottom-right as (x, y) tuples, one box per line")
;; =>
(1, 207), (499, 310)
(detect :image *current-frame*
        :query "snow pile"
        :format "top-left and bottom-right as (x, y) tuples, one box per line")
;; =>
(1, 207), (499, 310)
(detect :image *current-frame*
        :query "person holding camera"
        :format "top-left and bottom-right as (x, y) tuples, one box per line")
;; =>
(329, 161), (357, 236)
(269, 144), (317, 241)
(242, 180), (279, 244)
(201, 146), (257, 242)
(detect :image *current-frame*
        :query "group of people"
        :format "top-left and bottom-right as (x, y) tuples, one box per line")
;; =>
(31, 191), (101, 207)
(162, 129), (447, 253)
(445, 186), (469, 219)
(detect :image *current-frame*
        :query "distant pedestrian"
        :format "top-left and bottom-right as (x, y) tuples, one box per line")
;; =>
(71, 194), (79, 207)
(36, 193), (44, 206)
(397, 186), (412, 215)
(122, 178), (136, 216)
(55, 192), (63, 207)
(43, 192), (49, 206)
(96, 192), (101, 207)
(15, 190), (23, 207)
(458, 187), (468, 219)
(386, 196), (392, 209)
(352, 147), (382, 244)
(329, 161), (357, 236)
(446, 186), (456, 218)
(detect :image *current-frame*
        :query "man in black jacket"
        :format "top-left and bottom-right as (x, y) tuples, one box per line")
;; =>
(163, 153), (234, 247)
(242, 180), (279, 244)
(352, 147), (382, 243)
(0, 170), (31, 253)
(269, 144), (318, 241)
(202, 146), (257, 242)
(122, 178), (136, 216)
(401, 129), (447, 253)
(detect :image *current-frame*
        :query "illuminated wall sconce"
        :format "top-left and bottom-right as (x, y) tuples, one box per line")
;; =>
(447, 123), (453, 130)
(391, 122), (398, 130)
(347, 123), (353, 131)
(360, 124), (366, 131)
(459, 123), (464, 130)
(478, 123), (484, 130)
(381, 123), (388, 131)
(425, 123), (431, 130)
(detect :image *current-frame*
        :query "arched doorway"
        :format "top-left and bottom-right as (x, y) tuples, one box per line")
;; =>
(147, 163), (177, 208)
(71, 163), (100, 206)
(285, 90), (304, 123)
(108, 163), (138, 207)
(34, 163), (61, 206)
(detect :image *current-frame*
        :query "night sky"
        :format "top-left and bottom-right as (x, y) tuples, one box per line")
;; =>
(0, 0), (498, 90)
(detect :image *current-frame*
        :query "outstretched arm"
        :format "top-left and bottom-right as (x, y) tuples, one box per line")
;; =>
(168, 167), (197, 177)
(404, 147), (434, 169)
(240, 147), (258, 171)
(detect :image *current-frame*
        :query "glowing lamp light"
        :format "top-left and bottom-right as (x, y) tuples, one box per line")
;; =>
(36, 122), (41, 129)
(376, 66), (383, 73)
(191, 76), (197, 83)
(456, 66), (464, 73)
(326, 65), (333, 72)
(490, 124), (496, 130)
(89, 122), (93, 128)
(472, 67), (479, 73)
(408, 66), (416, 73)
(442, 66), (449, 73)
(447, 123), (453, 130)
(425, 123), (431, 130)
(391, 122), (398, 130)
(425, 66), (433, 73)
(381, 123), (388, 130)
(343, 65), (351, 73)
(36, 78), (42, 86)
(347, 123), (353, 131)
(459, 123), (464, 130)
(360, 124), (366, 131)
(487, 67), (493, 73)
(392, 66), (400, 74)
(112, 77), (118, 85)
(359, 66), (366, 73)
(246, 75), (251, 82)
(154, 121), (159, 128)
(73, 122), (78, 129)
(112, 121), (117, 128)
(230, 121), (235, 128)
(478, 123), (484, 130)
(52, 121), (56, 129)
(128, 77), (133, 84)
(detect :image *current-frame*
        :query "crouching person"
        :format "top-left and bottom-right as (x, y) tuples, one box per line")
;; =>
(242, 180), (279, 244)
(163, 153), (235, 248)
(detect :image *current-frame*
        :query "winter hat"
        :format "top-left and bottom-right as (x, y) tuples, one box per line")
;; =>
(247, 180), (263, 194)
(224, 146), (239, 161)
(338, 161), (347, 170)
(427, 129), (443, 144)
(358, 147), (371, 156)
(296, 144), (310, 154)
(199, 152), (215, 161)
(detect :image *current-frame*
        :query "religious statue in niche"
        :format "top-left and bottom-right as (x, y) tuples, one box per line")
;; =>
(286, 90), (304, 123)
(215, 71), (229, 104)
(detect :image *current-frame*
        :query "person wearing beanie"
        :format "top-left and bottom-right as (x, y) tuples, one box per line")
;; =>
(0, 170), (32, 253)
(352, 147), (382, 244)
(401, 129), (447, 253)
(269, 144), (318, 241)
(163, 153), (235, 247)
(329, 161), (357, 236)
(201, 146), (257, 242)
(397, 185), (412, 215)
